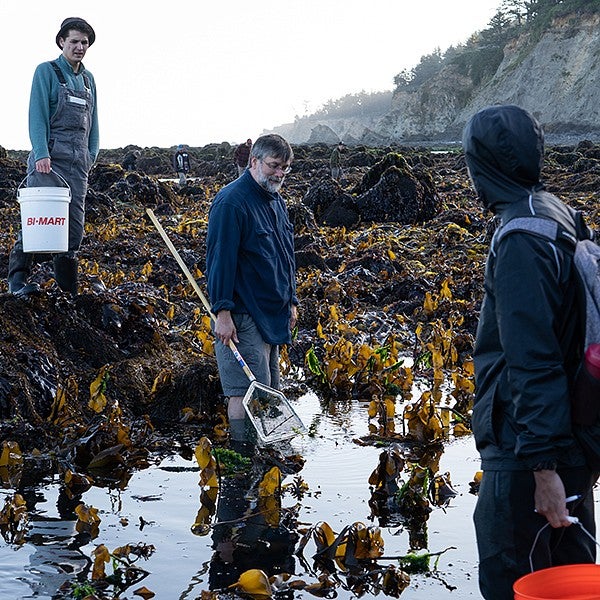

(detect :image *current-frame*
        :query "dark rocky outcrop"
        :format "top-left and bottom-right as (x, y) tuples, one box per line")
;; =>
(303, 179), (360, 228)
(352, 153), (441, 224)
(302, 152), (441, 227)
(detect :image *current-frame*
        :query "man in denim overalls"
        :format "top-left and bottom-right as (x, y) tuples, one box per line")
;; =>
(8, 17), (99, 296)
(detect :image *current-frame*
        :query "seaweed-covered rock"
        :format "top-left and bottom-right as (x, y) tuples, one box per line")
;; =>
(354, 153), (441, 224)
(547, 150), (581, 167)
(346, 151), (378, 168)
(89, 164), (178, 207)
(196, 142), (232, 160)
(89, 163), (125, 191)
(573, 157), (600, 173)
(287, 198), (318, 233)
(195, 158), (235, 178)
(303, 179), (360, 227)
(178, 181), (207, 202)
(0, 156), (26, 207)
(137, 153), (171, 175)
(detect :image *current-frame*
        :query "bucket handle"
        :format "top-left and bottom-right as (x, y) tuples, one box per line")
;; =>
(529, 518), (600, 572)
(17, 168), (71, 193)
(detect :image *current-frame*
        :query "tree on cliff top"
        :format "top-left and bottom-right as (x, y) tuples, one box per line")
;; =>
(393, 0), (599, 93)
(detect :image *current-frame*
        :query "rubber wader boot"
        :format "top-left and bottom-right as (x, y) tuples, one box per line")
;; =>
(53, 255), (78, 295)
(229, 418), (248, 442)
(230, 419), (255, 457)
(8, 271), (28, 294)
(8, 271), (41, 296)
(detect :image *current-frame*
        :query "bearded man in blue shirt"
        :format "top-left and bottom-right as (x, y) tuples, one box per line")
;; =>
(8, 17), (99, 296)
(206, 134), (298, 442)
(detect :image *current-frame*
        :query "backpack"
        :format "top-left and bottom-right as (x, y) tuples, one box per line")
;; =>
(494, 215), (600, 469)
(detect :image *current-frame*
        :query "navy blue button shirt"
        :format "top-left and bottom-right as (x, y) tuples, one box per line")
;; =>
(206, 170), (297, 345)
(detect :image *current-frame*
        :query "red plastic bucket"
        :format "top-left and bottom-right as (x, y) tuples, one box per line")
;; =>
(514, 564), (600, 599)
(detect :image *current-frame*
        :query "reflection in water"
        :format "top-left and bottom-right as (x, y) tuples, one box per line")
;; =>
(367, 443), (454, 552)
(208, 472), (298, 590)
(21, 487), (91, 598)
(215, 436), (301, 592)
(189, 432), (301, 594)
(0, 394), (487, 599)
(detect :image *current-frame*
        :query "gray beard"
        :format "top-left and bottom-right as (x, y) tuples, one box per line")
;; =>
(257, 172), (283, 193)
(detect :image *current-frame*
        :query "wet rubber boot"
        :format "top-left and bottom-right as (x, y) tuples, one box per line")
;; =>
(230, 418), (247, 442)
(8, 270), (28, 294)
(229, 418), (255, 457)
(8, 270), (40, 296)
(53, 255), (78, 296)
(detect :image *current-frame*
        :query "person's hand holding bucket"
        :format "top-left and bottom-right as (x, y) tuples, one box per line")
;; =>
(533, 470), (575, 528)
(35, 157), (52, 174)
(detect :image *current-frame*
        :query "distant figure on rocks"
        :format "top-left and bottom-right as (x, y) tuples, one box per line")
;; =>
(8, 17), (99, 297)
(233, 138), (252, 177)
(121, 149), (141, 171)
(330, 142), (345, 181)
(173, 144), (190, 186)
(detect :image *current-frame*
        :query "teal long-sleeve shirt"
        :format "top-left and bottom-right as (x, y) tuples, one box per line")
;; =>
(29, 54), (99, 162)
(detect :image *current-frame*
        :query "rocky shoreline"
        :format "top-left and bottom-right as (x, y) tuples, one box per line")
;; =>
(0, 140), (599, 458)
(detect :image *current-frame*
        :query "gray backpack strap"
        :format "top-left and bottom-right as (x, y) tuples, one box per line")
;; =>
(574, 239), (600, 347)
(496, 217), (559, 244)
(491, 215), (576, 280)
(491, 216), (559, 256)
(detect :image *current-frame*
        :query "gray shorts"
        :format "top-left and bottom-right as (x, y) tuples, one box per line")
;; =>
(213, 313), (280, 397)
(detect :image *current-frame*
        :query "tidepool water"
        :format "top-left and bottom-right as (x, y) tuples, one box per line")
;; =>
(2, 392), (592, 599)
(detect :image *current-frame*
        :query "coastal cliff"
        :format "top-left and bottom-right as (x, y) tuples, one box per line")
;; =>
(273, 10), (600, 145)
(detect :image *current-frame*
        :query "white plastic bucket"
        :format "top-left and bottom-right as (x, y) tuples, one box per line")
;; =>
(17, 173), (71, 253)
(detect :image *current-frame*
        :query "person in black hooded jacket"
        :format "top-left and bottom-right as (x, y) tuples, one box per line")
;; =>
(463, 105), (598, 600)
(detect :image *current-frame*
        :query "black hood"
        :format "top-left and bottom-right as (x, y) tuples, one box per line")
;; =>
(462, 105), (545, 213)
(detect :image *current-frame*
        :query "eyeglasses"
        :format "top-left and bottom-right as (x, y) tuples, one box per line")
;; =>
(260, 159), (292, 174)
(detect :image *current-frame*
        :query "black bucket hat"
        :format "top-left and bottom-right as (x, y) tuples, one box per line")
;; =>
(56, 18), (96, 48)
